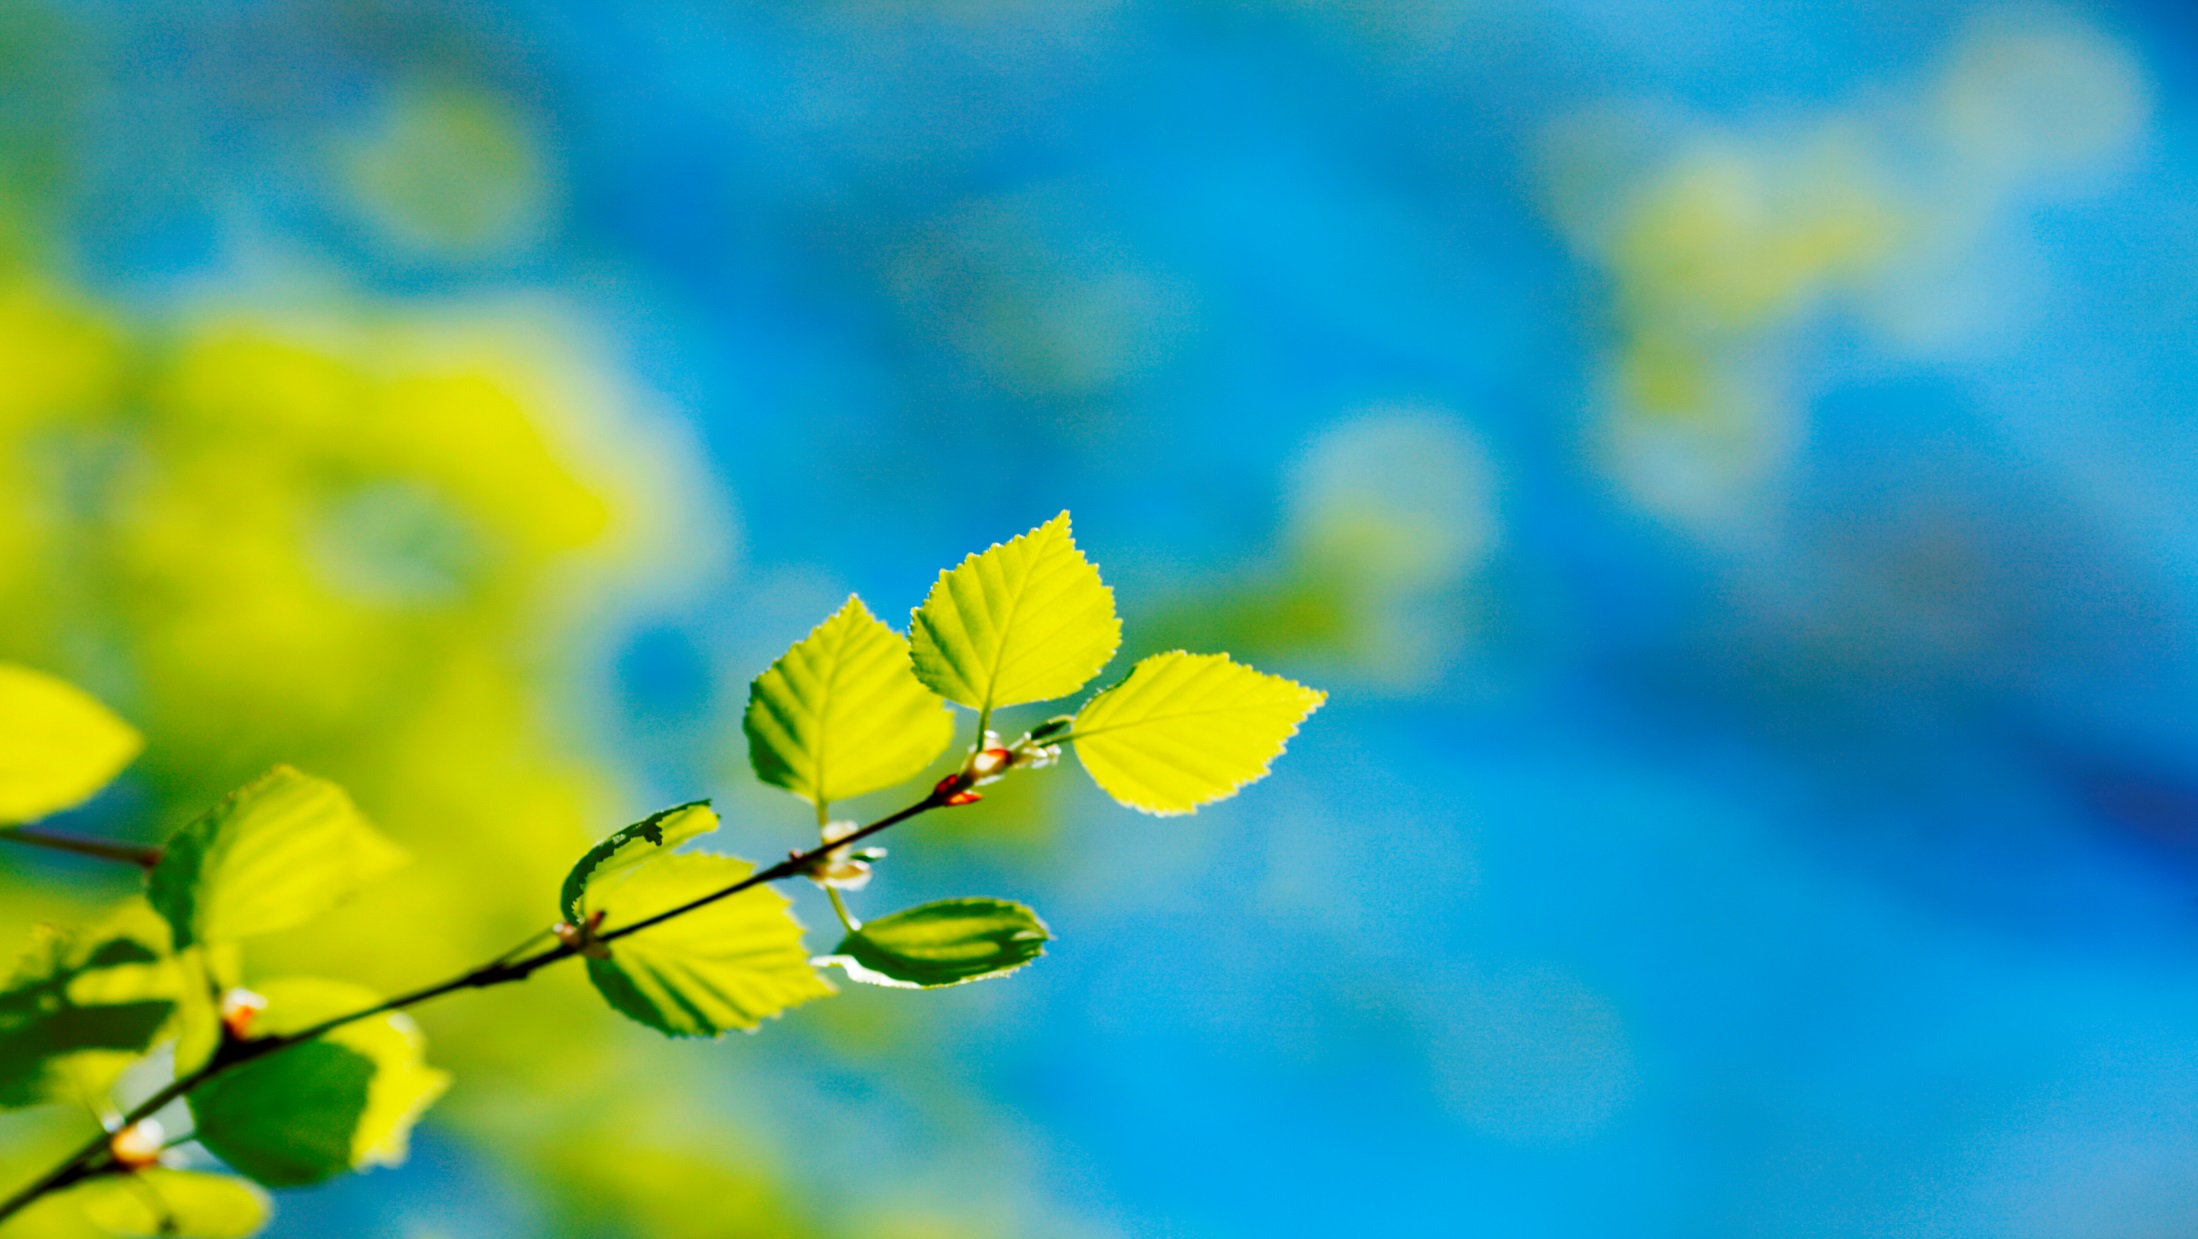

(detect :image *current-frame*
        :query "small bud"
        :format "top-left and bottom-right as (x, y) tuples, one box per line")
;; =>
(943, 789), (983, 806)
(553, 910), (612, 960)
(219, 988), (267, 1041)
(813, 856), (873, 889)
(969, 746), (1014, 783)
(109, 1118), (163, 1170)
(805, 821), (875, 888)
(959, 730), (1024, 786)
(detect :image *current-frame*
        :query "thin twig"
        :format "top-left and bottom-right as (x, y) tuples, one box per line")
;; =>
(0, 777), (972, 1224)
(0, 827), (159, 870)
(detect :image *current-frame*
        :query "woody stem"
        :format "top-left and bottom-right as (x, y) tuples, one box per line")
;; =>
(0, 773), (981, 1225)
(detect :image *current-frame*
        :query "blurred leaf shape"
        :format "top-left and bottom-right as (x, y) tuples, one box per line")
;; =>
(0, 663), (142, 823)
(910, 512), (1119, 717)
(148, 767), (406, 950)
(342, 83), (548, 257)
(1071, 652), (1325, 816)
(0, 280), (732, 1236)
(189, 978), (449, 1188)
(311, 480), (484, 605)
(1538, 15), (2150, 532)
(1128, 407), (1496, 690)
(746, 596), (955, 812)
(885, 191), (1194, 400)
(74, 1169), (269, 1238)
(0, 902), (180, 1109)
(580, 853), (832, 1037)
(1939, 20), (2149, 173)
(560, 801), (718, 924)
(824, 898), (1050, 989)
(1289, 409), (1497, 595)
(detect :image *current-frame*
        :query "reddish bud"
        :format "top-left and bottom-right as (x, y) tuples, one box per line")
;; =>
(219, 988), (267, 1041)
(943, 790), (983, 806)
(109, 1119), (163, 1170)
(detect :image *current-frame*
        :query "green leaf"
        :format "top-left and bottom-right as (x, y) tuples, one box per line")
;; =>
(744, 596), (955, 810)
(0, 663), (143, 823)
(172, 943), (244, 1078)
(909, 511), (1121, 719)
(73, 1169), (269, 1238)
(147, 766), (407, 950)
(823, 898), (1051, 989)
(0, 902), (182, 1110)
(189, 978), (449, 1188)
(559, 801), (718, 924)
(579, 853), (833, 1037)
(1069, 651), (1326, 816)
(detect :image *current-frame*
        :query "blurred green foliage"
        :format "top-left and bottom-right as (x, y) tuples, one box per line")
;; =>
(1540, 15), (2149, 528)
(0, 330), (1326, 1235)
(0, 260), (837, 1236)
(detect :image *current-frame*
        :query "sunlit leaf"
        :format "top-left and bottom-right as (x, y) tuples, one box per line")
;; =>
(909, 512), (1120, 718)
(147, 767), (407, 949)
(73, 1169), (269, 1238)
(580, 853), (833, 1037)
(745, 596), (955, 810)
(823, 898), (1050, 989)
(559, 801), (718, 924)
(189, 978), (449, 1188)
(172, 944), (244, 1077)
(0, 902), (182, 1110)
(1069, 651), (1325, 815)
(0, 663), (143, 824)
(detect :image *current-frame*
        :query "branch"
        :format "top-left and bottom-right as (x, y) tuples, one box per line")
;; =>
(0, 827), (159, 870)
(0, 776), (973, 1225)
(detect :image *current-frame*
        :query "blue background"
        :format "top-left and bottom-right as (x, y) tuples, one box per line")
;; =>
(26, 0), (2198, 1234)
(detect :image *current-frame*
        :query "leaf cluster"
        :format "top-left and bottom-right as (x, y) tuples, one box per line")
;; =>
(739, 511), (1322, 990)
(0, 512), (1323, 1237)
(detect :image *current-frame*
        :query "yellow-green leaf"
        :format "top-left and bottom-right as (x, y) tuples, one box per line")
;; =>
(744, 596), (955, 810)
(74, 1169), (269, 1238)
(0, 663), (142, 823)
(1069, 652), (1325, 815)
(909, 511), (1120, 718)
(188, 978), (450, 1188)
(172, 943), (244, 1077)
(581, 853), (833, 1037)
(559, 801), (718, 924)
(147, 767), (407, 949)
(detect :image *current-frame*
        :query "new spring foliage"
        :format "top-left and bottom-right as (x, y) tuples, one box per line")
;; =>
(0, 512), (1321, 1238)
